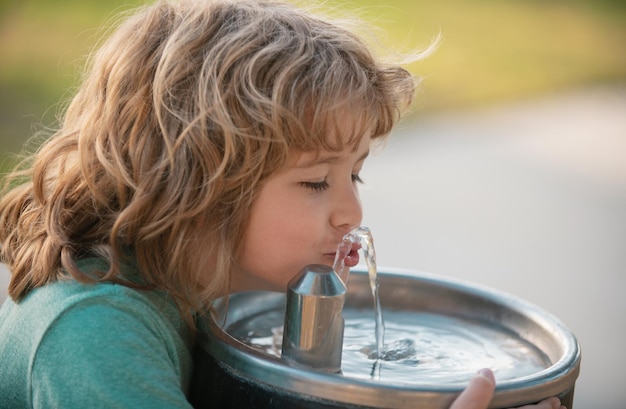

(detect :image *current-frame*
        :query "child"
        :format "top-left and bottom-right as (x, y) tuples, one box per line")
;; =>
(0, 0), (564, 408)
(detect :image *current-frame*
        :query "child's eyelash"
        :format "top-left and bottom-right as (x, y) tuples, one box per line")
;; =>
(352, 174), (364, 184)
(300, 175), (363, 192)
(300, 181), (329, 192)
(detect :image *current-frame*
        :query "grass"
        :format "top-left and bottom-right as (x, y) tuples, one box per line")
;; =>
(1, 0), (625, 159)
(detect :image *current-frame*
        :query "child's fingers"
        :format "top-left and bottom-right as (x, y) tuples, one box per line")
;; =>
(448, 369), (565, 409)
(449, 368), (495, 409)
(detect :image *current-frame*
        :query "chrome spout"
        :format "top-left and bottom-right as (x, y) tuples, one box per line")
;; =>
(281, 264), (346, 373)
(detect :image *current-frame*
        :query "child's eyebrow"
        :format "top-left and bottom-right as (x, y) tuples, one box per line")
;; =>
(295, 150), (370, 168)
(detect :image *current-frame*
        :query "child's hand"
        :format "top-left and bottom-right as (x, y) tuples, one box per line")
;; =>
(449, 369), (495, 409)
(449, 368), (566, 409)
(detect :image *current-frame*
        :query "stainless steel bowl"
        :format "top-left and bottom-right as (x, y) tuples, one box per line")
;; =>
(190, 267), (581, 409)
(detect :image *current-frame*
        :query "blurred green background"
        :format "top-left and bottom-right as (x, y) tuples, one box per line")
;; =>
(1, 0), (625, 171)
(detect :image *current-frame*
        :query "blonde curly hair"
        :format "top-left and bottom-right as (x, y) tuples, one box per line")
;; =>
(0, 0), (418, 322)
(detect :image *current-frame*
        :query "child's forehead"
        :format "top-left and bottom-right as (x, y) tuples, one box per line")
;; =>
(286, 131), (372, 168)
(301, 107), (374, 147)
(294, 147), (370, 167)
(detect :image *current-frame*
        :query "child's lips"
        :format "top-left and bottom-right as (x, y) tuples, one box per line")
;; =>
(343, 247), (360, 267)
(338, 242), (361, 268)
(326, 241), (361, 269)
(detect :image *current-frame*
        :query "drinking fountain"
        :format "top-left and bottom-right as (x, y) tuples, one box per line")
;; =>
(189, 266), (580, 409)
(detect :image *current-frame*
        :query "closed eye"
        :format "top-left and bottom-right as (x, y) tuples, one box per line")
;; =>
(300, 181), (329, 192)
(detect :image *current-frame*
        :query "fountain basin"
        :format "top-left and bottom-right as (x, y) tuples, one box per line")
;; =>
(189, 267), (580, 408)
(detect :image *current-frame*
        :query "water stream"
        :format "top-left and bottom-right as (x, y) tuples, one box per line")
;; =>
(333, 226), (385, 360)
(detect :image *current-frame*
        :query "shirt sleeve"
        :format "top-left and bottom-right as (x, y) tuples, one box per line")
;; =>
(30, 296), (193, 409)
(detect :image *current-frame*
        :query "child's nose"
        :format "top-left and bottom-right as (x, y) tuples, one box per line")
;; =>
(330, 183), (362, 231)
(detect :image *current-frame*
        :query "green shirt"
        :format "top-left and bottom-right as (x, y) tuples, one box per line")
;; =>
(0, 262), (194, 408)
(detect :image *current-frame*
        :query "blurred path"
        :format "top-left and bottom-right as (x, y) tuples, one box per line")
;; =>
(361, 85), (626, 409)
(1, 85), (624, 407)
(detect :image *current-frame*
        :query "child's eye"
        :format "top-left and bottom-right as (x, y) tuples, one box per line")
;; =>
(300, 181), (329, 192)
(352, 174), (364, 184)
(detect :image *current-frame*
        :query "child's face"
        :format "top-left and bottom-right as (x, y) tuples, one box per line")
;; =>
(234, 132), (371, 292)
